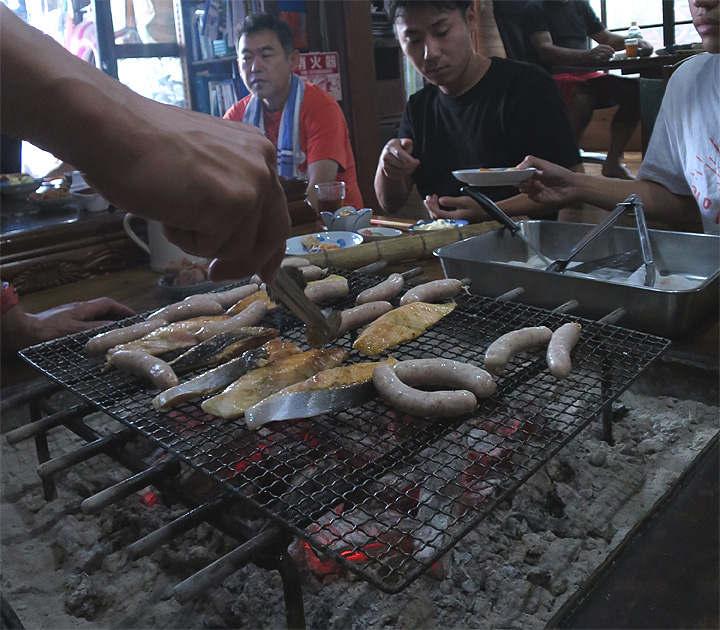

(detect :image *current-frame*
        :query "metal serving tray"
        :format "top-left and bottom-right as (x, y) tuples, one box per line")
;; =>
(435, 221), (720, 337)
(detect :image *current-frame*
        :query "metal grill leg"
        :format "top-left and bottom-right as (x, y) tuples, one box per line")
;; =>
(29, 400), (56, 501)
(275, 551), (306, 630)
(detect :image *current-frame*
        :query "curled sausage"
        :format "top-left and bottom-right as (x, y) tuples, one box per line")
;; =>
(484, 326), (553, 375)
(197, 284), (258, 309)
(196, 300), (268, 340)
(394, 358), (496, 399)
(84, 319), (168, 356)
(373, 363), (478, 418)
(547, 322), (582, 379)
(356, 273), (404, 305)
(399, 278), (466, 306)
(148, 296), (224, 323)
(305, 275), (349, 303)
(108, 350), (179, 390)
(336, 301), (393, 337)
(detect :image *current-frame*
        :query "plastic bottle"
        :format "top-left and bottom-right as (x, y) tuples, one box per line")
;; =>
(625, 22), (642, 57)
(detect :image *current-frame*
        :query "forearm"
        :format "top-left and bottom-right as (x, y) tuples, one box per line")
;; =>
(497, 193), (565, 219)
(306, 159), (340, 209)
(535, 43), (589, 66)
(1, 6), (150, 175)
(566, 172), (698, 221)
(374, 168), (413, 214)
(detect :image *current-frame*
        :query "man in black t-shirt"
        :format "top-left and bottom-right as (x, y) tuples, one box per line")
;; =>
(523, 0), (653, 180)
(375, 0), (582, 223)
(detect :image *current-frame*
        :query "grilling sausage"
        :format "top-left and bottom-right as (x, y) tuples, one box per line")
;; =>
(196, 284), (258, 309)
(373, 363), (478, 417)
(394, 358), (496, 399)
(108, 350), (179, 390)
(304, 275), (349, 303)
(336, 301), (393, 337)
(547, 322), (582, 379)
(300, 265), (328, 281)
(484, 326), (553, 375)
(281, 257), (311, 268)
(148, 295), (224, 323)
(195, 300), (268, 340)
(84, 319), (168, 356)
(399, 278), (467, 306)
(355, 273), (404, 305)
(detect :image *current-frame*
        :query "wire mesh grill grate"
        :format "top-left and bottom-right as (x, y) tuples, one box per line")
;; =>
(20, 270), (670, 593)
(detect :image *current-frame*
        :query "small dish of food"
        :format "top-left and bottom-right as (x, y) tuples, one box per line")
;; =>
(29, 186), (73, 209)
(452, 167), (536, 187)
(0, 173), (43, 197)
(409, 218), (469, 232)
(358, 227), (403, 242)
(158, 258), (223, 298)
(286, 231), (363, 255)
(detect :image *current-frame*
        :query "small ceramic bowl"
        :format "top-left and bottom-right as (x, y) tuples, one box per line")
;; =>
(357, 227), (403, 242)
(0, 177), (43, 197)
(320, 207), (372, 232)
(71, 187), (110, 212)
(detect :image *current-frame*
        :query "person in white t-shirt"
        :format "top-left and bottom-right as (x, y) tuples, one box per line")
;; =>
(517, 0), (719, 234)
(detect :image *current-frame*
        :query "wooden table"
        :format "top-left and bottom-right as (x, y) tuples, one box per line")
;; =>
(552, 50), (702, 79)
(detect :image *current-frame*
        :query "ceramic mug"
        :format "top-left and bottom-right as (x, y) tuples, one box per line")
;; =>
(122, 214), (205, 272)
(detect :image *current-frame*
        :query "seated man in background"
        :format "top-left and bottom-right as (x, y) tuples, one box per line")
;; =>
(225, 12), (363, 212)
(518, 0), (719, 235)
(523, 0), (653, 180)
(375, 0), (582, 224)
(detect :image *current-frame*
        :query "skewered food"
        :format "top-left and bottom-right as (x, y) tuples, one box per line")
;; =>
(304, 274), (349, 302)
(226, 290), (277, 316)
(399, 278), (467, 306)
(546, 323), (582, 379)
(168, 326), (278, 372)
(484, 326), (553, 375)
(394, 359), (495, 399)
(353, 301), (456, 356)
(106, 316), (228, 356)
(373, 363), (477, 417)
(152, 339), (301, 411)
(108, 350), (179, 390)
(245, 357), (398, 430)
(202, 348), (348, 419)
(355, 273), (404, 305)
(335, 301), (393, 337)
(85, 319), (168, 356)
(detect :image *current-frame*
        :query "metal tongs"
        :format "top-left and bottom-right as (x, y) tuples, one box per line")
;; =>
(545, 194), (656, 286)
(265, 266), (341, 347)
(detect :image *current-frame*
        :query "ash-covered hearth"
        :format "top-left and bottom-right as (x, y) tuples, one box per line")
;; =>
(2, 362), (717, 630)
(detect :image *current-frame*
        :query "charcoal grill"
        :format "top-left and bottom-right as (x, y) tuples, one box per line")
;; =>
(18, 269), (670, 596)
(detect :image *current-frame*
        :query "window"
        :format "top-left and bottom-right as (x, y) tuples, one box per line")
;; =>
(589, 0), (698, 50)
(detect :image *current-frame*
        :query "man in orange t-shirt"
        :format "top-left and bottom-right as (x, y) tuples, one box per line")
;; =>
(224, 12), (363, 211)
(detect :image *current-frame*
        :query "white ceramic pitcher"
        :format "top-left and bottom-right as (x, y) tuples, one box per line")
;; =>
(122, 214), (205, 272)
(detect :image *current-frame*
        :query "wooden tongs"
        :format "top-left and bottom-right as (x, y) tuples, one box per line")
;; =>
(265, 266), (341, 347)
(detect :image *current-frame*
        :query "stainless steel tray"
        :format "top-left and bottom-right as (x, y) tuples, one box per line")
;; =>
(435, 221), (719, 337)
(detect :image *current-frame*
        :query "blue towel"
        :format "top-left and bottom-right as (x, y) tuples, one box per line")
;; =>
(242, 73), (305, 178)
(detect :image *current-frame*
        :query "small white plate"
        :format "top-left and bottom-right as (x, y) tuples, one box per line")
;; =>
(286, 231), (363, 256)
(452, 167), (536, 187)
(157, 277), (225, 299)
(357, 227), (404, 241)
(409, 218), (469, 231)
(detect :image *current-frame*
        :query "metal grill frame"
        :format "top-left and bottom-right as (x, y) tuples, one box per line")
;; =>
(20, 270), (671, 593)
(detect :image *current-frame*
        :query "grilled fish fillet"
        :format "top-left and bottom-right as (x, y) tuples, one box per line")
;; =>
(107, 316), (228, 356)
(353, 302), (456, 356)
(226, 290), (277, 316)
(169, 326), (278, 372)
(152, 339), (301, 411)
(202, 347), (348, 419)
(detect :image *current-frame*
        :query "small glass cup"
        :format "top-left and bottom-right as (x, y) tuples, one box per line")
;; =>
(625, 38), (639, 58)
(315, 181), (345, 215)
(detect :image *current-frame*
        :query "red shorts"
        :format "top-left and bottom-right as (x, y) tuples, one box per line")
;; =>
(553, 72), (606, 105)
